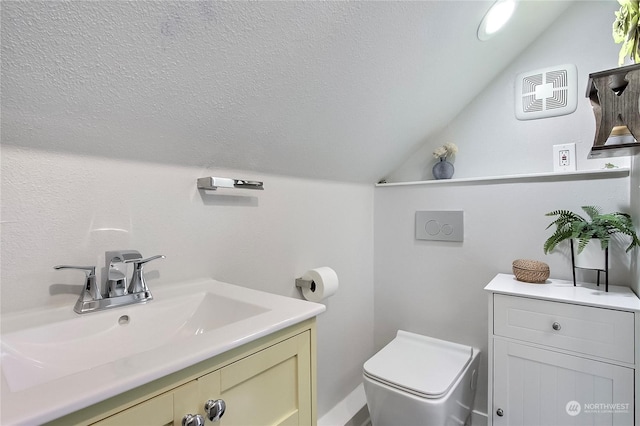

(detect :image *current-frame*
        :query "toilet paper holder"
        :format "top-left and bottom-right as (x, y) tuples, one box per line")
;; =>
(296, 267), (339, 302)
(295, 278), (316, 291)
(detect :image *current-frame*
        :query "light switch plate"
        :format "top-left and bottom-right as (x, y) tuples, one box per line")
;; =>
(415, 211), (463, 242)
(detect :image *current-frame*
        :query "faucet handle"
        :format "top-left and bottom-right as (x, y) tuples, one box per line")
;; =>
(125, 255), (165, 294)
(124, 254), (165, 266)
(53, 265), (102, 304)
(54, 265), (95, 275)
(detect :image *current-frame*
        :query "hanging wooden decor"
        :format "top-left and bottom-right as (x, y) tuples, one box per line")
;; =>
(586, 63), (640, 157)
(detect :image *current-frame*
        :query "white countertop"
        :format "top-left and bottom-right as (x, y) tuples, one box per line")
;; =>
(1, 278), (326, 425)
(485, 273), (640, 312)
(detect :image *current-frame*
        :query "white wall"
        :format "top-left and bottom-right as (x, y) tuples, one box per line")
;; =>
(374, 0), (637, 418)
(0, 145), (375, 416)
(387, 1), (630, 183)
(374, 175), (631, 417)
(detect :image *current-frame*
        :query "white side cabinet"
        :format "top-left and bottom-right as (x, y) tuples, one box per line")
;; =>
(485, 274), (640, 426)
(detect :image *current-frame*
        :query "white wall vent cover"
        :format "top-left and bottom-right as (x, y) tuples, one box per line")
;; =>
(515, 64), (578, 120)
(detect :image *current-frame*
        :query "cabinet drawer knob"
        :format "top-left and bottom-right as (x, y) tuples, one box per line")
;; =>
(552, 322), (561, 331)
(182, 414), (205, 426)
(496, 408), (504, 417)
(205, 399), (226, 422)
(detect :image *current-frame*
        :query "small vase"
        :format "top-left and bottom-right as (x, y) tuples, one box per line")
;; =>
(432, 157), (454, 179)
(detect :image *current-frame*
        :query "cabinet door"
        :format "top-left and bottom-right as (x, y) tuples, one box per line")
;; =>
(493, 339), (634, 426)
(199, 331), (311, 426)
(174, 380), (211, 426)
(93, 381), (200, 426)
(92, 392), (174, 426)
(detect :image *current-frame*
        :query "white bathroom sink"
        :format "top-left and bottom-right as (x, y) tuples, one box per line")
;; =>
(0, 278), (325, 425)
(2, 292), (269, 392)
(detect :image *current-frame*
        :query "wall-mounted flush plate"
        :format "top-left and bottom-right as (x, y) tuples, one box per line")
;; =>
(553, 143), (576, 172)
(415, 211), (463, 242)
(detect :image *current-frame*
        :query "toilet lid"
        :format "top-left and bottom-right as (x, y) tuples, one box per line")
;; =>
(363, 330), (473, 399)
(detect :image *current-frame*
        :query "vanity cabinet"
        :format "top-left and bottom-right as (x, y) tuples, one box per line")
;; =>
(485, 274), (640, 426)
(47, 318), (316, 426)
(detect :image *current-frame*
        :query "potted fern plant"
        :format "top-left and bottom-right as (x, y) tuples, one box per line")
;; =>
(544, 206), (639, 271)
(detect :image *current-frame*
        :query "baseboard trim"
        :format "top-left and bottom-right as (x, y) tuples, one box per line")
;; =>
(346, 404), (370, 426)
(318, 384), (368, 426)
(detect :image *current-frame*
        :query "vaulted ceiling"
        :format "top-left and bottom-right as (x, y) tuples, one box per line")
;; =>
(2, 1), (574, 183)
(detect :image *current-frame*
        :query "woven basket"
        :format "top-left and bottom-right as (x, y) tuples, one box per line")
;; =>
(512, 259), (550, 283)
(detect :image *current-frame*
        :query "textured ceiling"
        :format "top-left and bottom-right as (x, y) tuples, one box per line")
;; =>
(1, 1), (573, 183)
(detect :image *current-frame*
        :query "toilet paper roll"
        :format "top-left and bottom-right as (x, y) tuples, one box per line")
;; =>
(301, 267), (339, 302)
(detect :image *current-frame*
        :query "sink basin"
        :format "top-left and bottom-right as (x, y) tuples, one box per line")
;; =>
(1, 292), (269, 392)
(1, 278), (325, 425)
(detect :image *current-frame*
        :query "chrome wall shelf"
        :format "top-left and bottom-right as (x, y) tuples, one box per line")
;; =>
(197, 177), (264, 191)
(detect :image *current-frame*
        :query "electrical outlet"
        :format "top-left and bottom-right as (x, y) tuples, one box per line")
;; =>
(553, 143), (576, 172)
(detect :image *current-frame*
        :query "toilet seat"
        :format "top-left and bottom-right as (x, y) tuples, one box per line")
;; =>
(363, 330), (472, 399)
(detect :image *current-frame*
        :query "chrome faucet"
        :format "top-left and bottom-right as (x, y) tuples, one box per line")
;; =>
(55, 251), (164, 314)
(105, 250), (142, 297)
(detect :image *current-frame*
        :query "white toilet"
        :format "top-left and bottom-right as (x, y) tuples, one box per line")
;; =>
(363, 330), (480, 426)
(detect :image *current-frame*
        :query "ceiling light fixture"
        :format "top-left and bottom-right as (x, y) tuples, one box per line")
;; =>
(477, 0), (517, 41)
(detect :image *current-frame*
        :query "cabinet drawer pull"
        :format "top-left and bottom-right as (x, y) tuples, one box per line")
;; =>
(182, 414), (205, 426)
(552, 322), (561, 331)
(204, 399), (226, 422)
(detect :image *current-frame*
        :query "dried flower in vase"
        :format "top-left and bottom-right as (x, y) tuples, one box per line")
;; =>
(432, 142), (458, 160)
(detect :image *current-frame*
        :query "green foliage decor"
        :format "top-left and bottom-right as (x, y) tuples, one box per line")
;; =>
(613, 0), (640, 65)
(543, 206), (640, 254)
